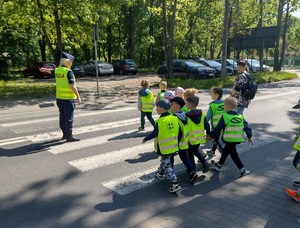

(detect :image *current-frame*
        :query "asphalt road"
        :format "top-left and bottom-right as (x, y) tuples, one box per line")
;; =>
(0, 75), (300, 227)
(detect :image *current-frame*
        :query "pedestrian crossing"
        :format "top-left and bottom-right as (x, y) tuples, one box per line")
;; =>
(0, 105), (281, 196)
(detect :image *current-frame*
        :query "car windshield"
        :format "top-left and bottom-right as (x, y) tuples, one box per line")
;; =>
(247, 59), (260, 65)
(185, 60), (205, 67)
(206, 60), (221, 67)
(227, 59), (236, 65)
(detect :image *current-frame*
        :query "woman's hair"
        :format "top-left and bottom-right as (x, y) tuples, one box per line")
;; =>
(211, 87), (223, 99)
(237, 60), (249, 72)
(183, 88), (197, 99)
(141, 79), (150, 88)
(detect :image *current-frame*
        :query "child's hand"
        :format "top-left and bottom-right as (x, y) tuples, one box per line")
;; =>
(206, 135), (212, 142)
(294, 134), (298, 142)
(248, 138), (254, 144)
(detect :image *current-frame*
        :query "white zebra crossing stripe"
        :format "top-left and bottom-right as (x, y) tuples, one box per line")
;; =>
(102, 163), (186, 195)
(68, 143), (154, 172)
(0, 107), (136, 127)
(0, 137), (28, 146)
(46, 129), (148, 154)
(2, 115), (158, 146)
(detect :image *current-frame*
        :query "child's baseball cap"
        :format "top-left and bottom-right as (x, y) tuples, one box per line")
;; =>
(293, 99), (300, 109)
(170, 97), (185, 108)
(175, 87), (184, 94)
(156, 100), (171, 110)
(163, 90), (175, 99)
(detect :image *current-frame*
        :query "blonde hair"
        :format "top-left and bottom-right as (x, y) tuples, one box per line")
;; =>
(183, 88), (197, 100)
(60, 58), (72, 66)
(141, 79), (150, 88)
(159, 81), (167, 90)
(224, 97), (237, 109)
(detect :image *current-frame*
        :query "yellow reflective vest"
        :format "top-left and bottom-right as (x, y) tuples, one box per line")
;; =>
(55, 67), (77, 100)
(140, 91), (154, 112)
(178, 119), (189, 150)
(222, 113), (244, 143)
(294, 117), (300, 151)
(154, 115), (179, 155)
(187, 113), (206, 145)
(210, 102), (225, 128)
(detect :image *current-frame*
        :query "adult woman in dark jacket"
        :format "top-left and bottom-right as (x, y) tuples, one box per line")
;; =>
(231, 60), (250, 114)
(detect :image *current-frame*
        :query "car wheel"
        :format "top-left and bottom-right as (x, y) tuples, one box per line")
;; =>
(132, 72), (137, 75)
(93, 70), (96, 76)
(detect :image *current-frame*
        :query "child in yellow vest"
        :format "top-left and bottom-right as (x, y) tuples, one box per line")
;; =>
(138, 79), (155, 131)
(206, 87), (225, 156)
(185, 95), (210, 173)
(208, 97), (254, 178)
(155, 81), (167, 104)
(285, 99), (300, 201)
(142, 100), (181, 193)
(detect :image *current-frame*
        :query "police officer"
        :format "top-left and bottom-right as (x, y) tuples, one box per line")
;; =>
(55, 57), (81, 142)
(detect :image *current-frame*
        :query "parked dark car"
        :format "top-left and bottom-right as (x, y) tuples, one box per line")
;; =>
(213, 59), (237, 74)
(197, 59), (234, 76)
(112, 59), (138, 75)
(23, 62), (56, 78)
(71, 62), (84, 77)
(157, 59), (215, 79)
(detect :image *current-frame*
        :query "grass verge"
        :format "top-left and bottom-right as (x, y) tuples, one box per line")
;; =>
(0, 71), (297, 99)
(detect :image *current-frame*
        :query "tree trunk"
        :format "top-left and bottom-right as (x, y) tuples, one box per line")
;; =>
(274, 0), (284, 71)
(280, 3), (290, 68)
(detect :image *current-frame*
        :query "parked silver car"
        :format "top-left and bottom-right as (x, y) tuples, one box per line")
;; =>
(245, 59), (271, 73)
(83, 60), (114, 76)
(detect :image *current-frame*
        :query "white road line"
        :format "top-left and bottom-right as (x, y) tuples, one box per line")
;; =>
(0, 107), (136, 127)
(102, 163), (186, 195)
(2, 115), (157, 146)
(68, 143), (154, 172)
(0, 137), (28, 146)
(100, 135), (280, 195)
(46, 129), (148, 154)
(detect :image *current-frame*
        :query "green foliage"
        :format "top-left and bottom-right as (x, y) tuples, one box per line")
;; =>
(165, 71), (298, 89)
(0, 79), (56, 98)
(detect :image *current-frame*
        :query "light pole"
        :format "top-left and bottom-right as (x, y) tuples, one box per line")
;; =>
(221, 0), (230, 78)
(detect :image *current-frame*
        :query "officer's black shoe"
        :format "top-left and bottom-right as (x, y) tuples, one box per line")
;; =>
(61, 131), (67, 140)
(66, 130), (80, 142)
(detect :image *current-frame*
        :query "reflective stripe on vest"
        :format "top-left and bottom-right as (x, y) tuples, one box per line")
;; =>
(154, 115), (179, 155)
(210, 102), (225, 128)
(187, 112), (206, 145)
(55, 67), (77, 100)
(222, 113), (245, 143)
(140, 92), (154, 112)
(178, 120), (189, 149)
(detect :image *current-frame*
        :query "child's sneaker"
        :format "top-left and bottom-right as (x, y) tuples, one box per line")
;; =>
(138, 127), (145, 131)
(189, 172), (198, 183)
(154, 171), (164, 180)
(210, 160), (222, 171)
(202, 162), (209, 173)
(285, 188), (300, 202)
(206, 150), (216, 157)
(239, 168), (251, 178)
(168, 182), (181, 193)
(293, 180), (300, 187)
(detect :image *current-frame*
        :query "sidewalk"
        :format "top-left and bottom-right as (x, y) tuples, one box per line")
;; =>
(134, 155), (300, 228)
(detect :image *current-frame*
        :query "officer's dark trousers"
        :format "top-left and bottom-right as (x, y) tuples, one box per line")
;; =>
(56, 99), (75, 131)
